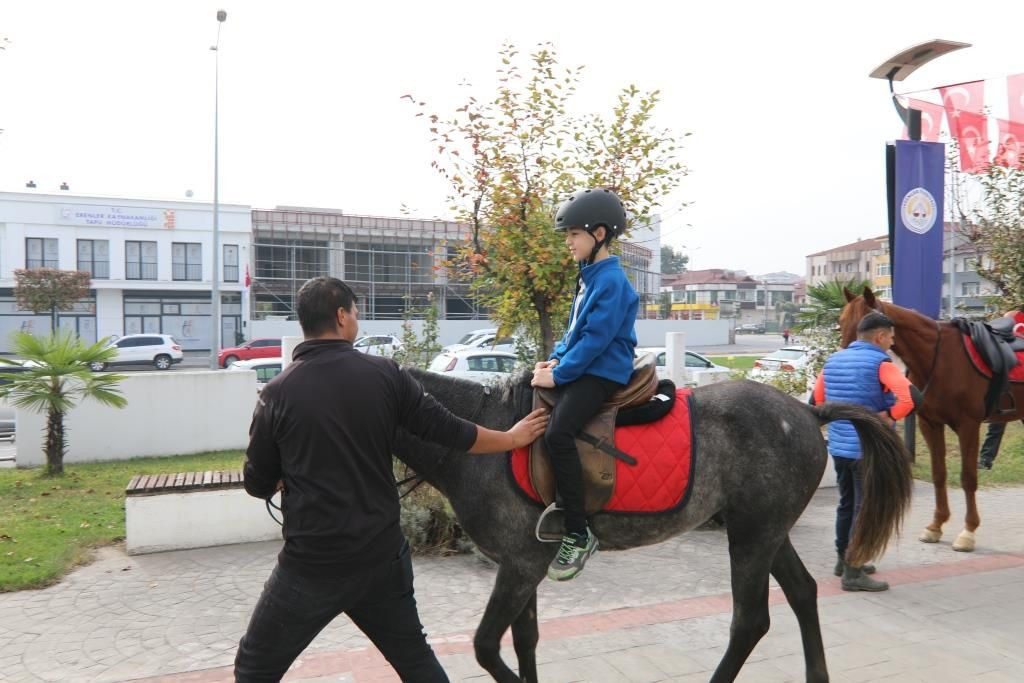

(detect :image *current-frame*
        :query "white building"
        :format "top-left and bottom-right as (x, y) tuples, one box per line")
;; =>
(0, 192), (252, 352)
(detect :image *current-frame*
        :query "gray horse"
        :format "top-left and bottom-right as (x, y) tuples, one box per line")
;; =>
(394, 370), (913, 682)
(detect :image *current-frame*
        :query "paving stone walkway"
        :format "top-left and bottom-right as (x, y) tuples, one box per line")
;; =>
(1, 480), (1022, 682)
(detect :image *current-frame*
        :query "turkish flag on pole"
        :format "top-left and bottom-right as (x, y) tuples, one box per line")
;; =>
(902, 98), (945, 142)
(941, 81), (988, 173)
(995, 118), (1024, 168)
(244, 263), (252, 289)
(1007, 73), (1024, 123)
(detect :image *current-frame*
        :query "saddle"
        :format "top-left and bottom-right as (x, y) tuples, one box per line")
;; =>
(954, 318), (1023, 416)
(529, 353), (659, 514)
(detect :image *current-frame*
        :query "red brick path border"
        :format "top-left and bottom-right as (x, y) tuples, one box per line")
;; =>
(135, 552), (1024, 683)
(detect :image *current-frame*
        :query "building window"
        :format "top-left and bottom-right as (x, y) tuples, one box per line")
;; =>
(962, 257), (978, 272)
(126, 241), (158, 280)
(77, 240), (110, 279)
(875, 263), (890, 276)
(224, 244), (239, 282)
(845, 262), (854, 273)
(172, 242), (203, 281)
(962, 282), (979, 296)
(26, 238), (59, 269)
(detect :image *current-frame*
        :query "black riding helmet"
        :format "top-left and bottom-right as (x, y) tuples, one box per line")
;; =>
(554, 188), (628, 264)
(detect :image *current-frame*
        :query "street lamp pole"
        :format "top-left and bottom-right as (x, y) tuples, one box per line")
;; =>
(209, 9), (227, 369)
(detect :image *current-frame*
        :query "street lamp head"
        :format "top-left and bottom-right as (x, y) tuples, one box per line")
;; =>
(869, 39), (971, 83)
(217, 10), (227, 22)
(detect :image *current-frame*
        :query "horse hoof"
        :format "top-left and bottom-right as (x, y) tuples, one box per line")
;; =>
(953, 530), (976, 552)
(919, 528), (942, 543)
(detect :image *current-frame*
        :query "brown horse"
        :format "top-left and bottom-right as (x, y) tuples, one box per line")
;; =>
(839, 287), (1024, 551)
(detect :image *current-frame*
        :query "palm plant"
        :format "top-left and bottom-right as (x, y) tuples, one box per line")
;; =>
(796, 278), (872, 330)
(0, 331), (127, 475)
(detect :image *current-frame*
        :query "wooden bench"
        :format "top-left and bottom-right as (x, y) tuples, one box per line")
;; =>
(125, 469), (245, 495)
(124, 469), (282, 555)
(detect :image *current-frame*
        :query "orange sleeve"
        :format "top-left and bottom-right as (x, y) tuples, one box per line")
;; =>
(878, 361), (915, 420)
(812, 372), (826, 405)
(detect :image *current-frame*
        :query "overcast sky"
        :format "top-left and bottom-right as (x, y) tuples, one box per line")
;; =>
(1, 1), (1022, 275)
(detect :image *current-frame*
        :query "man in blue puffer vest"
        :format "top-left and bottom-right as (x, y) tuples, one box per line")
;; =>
(812, 311), (918, 592)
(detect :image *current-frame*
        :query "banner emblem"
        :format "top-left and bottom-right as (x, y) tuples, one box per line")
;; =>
(900, 188), (938, 234)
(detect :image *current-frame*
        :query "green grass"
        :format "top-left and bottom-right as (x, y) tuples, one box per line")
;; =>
(0, 450), (245, 592)
(707, 354), (759, 370)
(910, 420), (1024, 487)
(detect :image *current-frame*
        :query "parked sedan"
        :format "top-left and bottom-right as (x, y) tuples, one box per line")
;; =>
(353, 334), (403, 356)
(428, 349), (519, 383)
(635, 347), (732, 384)
(218, 338), (282, 368)
(748, 346), (811, 378)
(227, 357), (283, 391)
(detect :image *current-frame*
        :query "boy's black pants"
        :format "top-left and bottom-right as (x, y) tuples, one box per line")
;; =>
(544, 373), (623, 535)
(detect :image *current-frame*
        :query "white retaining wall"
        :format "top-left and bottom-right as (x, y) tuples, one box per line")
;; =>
(15, 370), (256, 466)
(125, 488), (281, 554)
(252, 318), (732, 350)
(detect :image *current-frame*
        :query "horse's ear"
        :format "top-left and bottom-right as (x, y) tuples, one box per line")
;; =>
(843, 286), (856, 302)
(863, 287), (877, 308)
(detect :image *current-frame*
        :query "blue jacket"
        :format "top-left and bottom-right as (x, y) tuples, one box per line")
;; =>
(550, 256), (638, 385)
(822, 340), (896, 459)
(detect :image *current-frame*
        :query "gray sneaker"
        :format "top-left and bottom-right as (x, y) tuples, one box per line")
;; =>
(548, 530), (598, 581)
(841, 564), (889, 592)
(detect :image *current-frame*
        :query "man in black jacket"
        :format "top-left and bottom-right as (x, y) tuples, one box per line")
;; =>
(234, 277), (547, 682)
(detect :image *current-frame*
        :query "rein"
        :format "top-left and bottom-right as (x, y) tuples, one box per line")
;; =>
(916, 320), (943, 397)
(396, 383), (489, 500)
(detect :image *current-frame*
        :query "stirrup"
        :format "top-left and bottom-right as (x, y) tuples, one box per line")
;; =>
(535, 502), (565, 543)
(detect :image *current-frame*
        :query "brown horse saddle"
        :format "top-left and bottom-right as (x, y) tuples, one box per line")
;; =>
(529, 353), (659, 515)
(954, 318), (1023, 416)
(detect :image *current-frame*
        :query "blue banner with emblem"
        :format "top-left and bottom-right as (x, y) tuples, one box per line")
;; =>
(893, 140), (944, 319)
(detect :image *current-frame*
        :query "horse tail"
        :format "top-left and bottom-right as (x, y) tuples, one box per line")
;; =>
(810, 402), (914, 566)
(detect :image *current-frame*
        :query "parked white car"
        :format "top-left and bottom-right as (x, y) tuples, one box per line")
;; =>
(227, 357), (283, 390)
(428, 348), (519, 383)
(353, 334), (403, 357)
(442, 328), (498, 353)
(635, 347), (732, 384)
(89, 334), (184, 371)
(748, 346), (811, 379)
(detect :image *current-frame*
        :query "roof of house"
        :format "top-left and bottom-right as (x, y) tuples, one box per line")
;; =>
(661, 268), (757, 288)
(806, 235), (887, 258)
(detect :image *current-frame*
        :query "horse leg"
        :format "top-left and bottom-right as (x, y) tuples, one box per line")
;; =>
(917, 415), (950, 543)
(953, 424), (981, 552)
(510, 591), (539, 683)
(770, 537), (828, 683)
(474, 563), (543, 682)
(710, 526), (781, 683)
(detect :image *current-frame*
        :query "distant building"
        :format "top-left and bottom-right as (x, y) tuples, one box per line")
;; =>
(806, 226), (998, 318)
(659, 268), (795, 326)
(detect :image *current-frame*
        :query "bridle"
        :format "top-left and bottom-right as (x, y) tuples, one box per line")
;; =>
(872, 300), (943, 398)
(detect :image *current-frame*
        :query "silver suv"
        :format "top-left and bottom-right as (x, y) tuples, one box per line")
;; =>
(90, 334), (184, 371)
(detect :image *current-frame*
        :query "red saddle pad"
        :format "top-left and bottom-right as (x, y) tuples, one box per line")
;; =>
(962, 336), (1024, 383)
(509, 388), (696, 514)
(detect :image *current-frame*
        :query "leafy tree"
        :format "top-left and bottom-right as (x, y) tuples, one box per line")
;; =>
(963, 163), (1024, 311)
(661, 245), (688, 274)
(0, 331), (126, 475)
(410, 43), (688, 357)
(14, 269), (92, 333)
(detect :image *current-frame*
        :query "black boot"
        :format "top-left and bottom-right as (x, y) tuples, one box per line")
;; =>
(834, 552), (875, 577)
(841, 563), (888, 592)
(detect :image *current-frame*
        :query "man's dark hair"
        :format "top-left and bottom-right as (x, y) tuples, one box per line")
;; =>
(857, 311), (894, 335)
(296, 277), (356, 337)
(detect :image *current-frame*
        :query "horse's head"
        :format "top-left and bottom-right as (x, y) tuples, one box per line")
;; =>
(839, 286), (884, 348)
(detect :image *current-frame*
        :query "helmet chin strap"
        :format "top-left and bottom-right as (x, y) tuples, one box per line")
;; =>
(584, 228), (607, 265)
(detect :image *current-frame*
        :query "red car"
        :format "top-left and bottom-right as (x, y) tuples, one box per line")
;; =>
(218, 338), (282, 368)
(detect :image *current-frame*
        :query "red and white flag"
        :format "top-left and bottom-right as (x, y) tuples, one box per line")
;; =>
(901, 98), (945, 142)
(1007, 73), (1024, 123)
(995, 118), (1024, 168)
(244, 263), (252, 289)
(940, 80), (989, 173)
